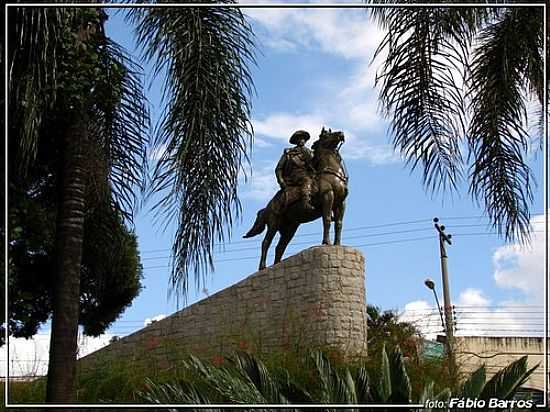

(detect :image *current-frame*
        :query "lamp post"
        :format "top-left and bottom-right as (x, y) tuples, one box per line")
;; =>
(423, 276), (456, 379)
(424, 278), (445, 332)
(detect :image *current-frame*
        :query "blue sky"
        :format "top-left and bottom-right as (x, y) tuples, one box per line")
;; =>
(110, 6), (545, 332)
(5, 5), (546, 375)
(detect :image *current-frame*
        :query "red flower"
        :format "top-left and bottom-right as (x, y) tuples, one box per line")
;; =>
(144, 335), (161, 350)
(212, 355), (225, 366)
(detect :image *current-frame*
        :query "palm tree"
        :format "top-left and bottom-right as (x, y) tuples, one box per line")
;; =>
(368, 3), (546, 242)
(9, 2), (255, 403)
(8, 6), (148, 402)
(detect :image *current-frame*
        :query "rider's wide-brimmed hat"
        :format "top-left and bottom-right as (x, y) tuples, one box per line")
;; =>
(289, 130), (311, 144)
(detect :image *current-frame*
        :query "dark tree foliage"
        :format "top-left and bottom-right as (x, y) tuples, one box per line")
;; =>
(6, 131), (143, 344)
(367, 305), (421, 359)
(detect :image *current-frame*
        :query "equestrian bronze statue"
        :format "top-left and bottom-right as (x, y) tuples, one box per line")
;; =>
(244, 128), (349, 270)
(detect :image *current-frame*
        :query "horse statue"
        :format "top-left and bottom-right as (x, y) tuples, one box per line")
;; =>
(244, 128), (349, 270)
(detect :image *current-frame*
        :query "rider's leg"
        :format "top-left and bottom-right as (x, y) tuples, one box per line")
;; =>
(301, 177), (315, 211)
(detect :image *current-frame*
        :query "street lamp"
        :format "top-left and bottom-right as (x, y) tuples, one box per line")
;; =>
(424, 278), (445, 335)
(424, 276), (456, 380)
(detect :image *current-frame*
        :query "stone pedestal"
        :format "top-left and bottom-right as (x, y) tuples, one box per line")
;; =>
(80, 245), (367, 365)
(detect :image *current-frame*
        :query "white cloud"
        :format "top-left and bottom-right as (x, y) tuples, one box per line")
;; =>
(341, 133), (400, 164)
(456, 288), (491, 308)
(144, 314), (167, 327)
(253, 113), (325, 141)
(253, 111), (399, 164)
(401, 283), (545, 339)
(246, 8), (394, 163)
(240, 162), (280, 203)
(246, 9), (383, 60)
(2, 331), (113, 377)
(492, 212), (546, 303)
(453, 289), (540, 338)
(399, 299), (444, 340)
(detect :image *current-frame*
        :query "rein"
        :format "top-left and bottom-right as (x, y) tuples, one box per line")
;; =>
(321, 167), (348, 183)
(316, 146), (349, 184)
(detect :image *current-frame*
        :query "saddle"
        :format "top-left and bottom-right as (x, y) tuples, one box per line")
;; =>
(269, 178), (319, 215)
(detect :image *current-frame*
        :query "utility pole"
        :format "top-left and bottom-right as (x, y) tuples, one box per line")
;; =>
(433, 217), (456, 378)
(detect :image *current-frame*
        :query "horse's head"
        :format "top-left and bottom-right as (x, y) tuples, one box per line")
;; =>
(314, 127), (345, 151)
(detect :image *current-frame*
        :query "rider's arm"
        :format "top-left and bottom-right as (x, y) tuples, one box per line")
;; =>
(304, 147), (316, 171)
(275, 151), (287, 188)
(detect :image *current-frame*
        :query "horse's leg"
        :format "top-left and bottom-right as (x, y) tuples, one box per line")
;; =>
(274, 224), (299, 264)
(334, 200), (346, 245)
(321, 190), (334, 245)
(259, 226), (277, 271)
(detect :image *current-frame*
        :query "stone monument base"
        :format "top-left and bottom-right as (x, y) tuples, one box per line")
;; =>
(80, 245), (367, 366)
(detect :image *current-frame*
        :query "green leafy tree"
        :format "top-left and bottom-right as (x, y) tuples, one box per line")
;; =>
(8, 187), (143, 342)
(367, 305), (421, 359)
(369, 3), (546, 242)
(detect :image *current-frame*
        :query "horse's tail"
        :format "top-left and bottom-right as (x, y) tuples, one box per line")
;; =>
(243, 208), (267, 238)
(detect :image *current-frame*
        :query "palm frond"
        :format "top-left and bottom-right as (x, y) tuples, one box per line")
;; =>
(372, 7), (469, 194)
(388, 346), (411, 403)
(459, 364), (486, 398)
(139, 377), (215, 410)
(183, 354), (266, 404)
(8, 6), (80, 175)
(88, 37), (150, 222)
(467, 8), (539, 242)
(377, 345), (392, 402)
(354, 366), (370, 403)
(478, 356), (538, 400)
(232, 351), (288, 404)
(310, 351), (355, 405)
(369, 3), (543, 242)
(129, 2), (256, 301)
(276, 369), (314, 405)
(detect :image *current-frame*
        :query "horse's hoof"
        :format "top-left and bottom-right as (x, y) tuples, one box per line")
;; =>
(322, 241), (332, 246)
(259, 265), (266, 271)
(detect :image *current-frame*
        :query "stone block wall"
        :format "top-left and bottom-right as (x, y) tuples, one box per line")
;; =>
(80, 245), (367, 366)
(457, 336), (547, 393)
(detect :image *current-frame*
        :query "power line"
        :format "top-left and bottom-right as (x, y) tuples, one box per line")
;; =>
(141, 230), (546, 270)
(141, 235), (440, 269)
(140, 226), (441, 260)
(138, 212), (545, 254)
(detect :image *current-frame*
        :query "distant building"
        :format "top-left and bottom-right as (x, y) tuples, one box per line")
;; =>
(435, 335), (547, 403)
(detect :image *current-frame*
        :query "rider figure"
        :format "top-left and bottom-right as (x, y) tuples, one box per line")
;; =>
(275, 130), (316, 211)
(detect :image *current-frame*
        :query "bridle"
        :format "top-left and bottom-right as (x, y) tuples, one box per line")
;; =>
(317, 137), (349, 184)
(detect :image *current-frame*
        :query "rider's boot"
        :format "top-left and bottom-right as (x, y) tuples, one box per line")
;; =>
(302, 186), (315, 211)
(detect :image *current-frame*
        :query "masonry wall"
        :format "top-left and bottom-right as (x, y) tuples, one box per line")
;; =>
(81, 245), (367, 366)
(457, 336), (547, 393)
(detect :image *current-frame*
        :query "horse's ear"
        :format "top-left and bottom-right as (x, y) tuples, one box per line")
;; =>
(321, 126), (325, 135)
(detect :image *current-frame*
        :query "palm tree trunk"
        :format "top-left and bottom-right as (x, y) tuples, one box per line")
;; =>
(46, 113), (88, 403)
